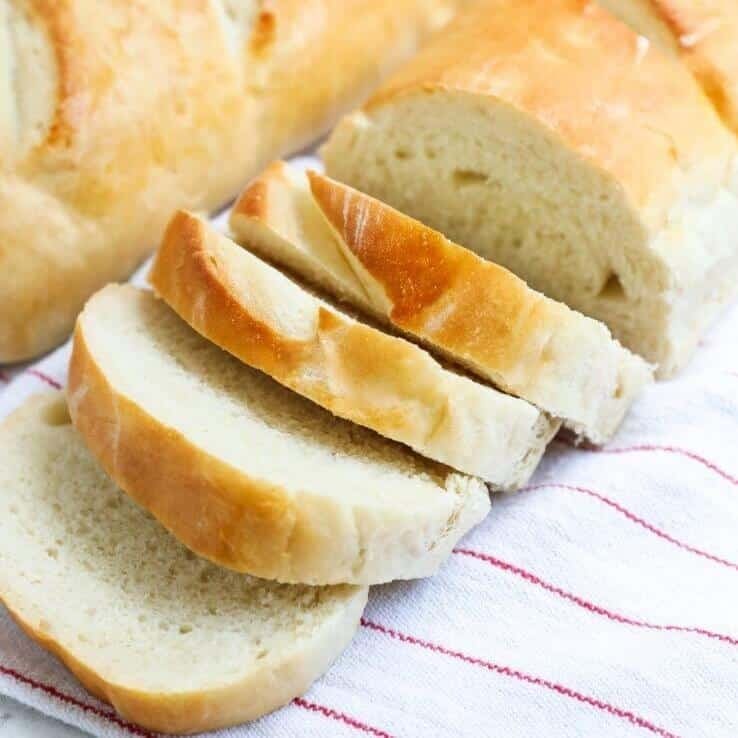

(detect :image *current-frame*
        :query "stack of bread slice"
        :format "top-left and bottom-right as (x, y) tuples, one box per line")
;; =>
(0, 160), (650, 733)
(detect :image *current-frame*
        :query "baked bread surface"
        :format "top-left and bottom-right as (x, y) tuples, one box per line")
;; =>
(598, 0), (738, 133)
(0, 0), (454, 362)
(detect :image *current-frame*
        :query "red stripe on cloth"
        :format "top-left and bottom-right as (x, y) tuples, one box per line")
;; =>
(0, 370), (9, 383)
(559, 439), (738, 488)
(360, 618), (680, 738)
(27, 369), (62, 390)
(526, 483), (738, 572)
(293, 698), (394, 738)
(455, 548), (738, 647)
(0, 664), (154, 737)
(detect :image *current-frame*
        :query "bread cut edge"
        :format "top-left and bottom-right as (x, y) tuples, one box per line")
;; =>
(68, 285), (490, 585)
(0, 393), (367, 735)
(151, 209), (558, 487)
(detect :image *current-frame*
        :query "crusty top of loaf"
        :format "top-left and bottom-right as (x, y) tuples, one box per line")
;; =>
(599, 0), (738, 133)
(6, 0), (246, 189)
(364, 0), (738, 230)
(0, 0), (249, 361)
(1, 0), (455, 362)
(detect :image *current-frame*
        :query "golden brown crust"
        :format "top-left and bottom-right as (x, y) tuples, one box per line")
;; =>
(152, 212), (307, 379)
(604, 0), (738, 133)
(150, 210), (553, 484)
(1, 0), (456, 362)
(308, 170), (586, 379)
(152, 211), (440, 438)
(364, 0), (735, 226)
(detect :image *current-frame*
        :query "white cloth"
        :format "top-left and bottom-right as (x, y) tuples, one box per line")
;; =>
(2, 157), (738, 738)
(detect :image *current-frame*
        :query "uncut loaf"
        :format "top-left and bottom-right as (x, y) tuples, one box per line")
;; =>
(322, 0), (738, 377)
(68, 285), (490, 585)
(230, 162), (651, 444)
(0, 393), (367, 735)
(0, 0), (455, 363)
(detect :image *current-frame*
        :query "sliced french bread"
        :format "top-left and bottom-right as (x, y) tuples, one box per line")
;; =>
(229, 162), (651, 445)
(68, 285), (490, 585)
(0, 393), (367, 735)
(150, 210), (557, 487)
(320, 0), (738, 377)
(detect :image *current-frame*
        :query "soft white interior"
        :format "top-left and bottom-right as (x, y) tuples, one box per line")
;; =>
(82, 286), (468, 509)
(323, 93), (663, 353)
(0, 394), (362, 694)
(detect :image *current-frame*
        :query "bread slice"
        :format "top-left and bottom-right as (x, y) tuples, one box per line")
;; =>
(597, 0), (738, 134)
(68, 285), (489, 585)
(0, 393), (367, 735)
(150, 210), (557, 487)
(229, 162), (651, 445)
(320, 0), (738, 377)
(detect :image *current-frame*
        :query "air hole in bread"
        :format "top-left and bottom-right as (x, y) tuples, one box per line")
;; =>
(42, 400), (71, 427)
(394, 148), (412, 160)
(452, 168), (488, 186)
(598, 271), (626, 300)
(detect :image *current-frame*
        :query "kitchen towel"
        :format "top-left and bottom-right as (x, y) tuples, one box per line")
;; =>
(1, 157), (738, 738)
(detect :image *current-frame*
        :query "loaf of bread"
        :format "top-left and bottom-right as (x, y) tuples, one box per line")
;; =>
(68, 285), (490, 584)
(598, 0), (738, 133)
(150, 210), (558, 486)
(0, 393), (367, 734)
(230, 162), (651, 443)
(0, 0), (455, 363)
(322, 0), (738, 377)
